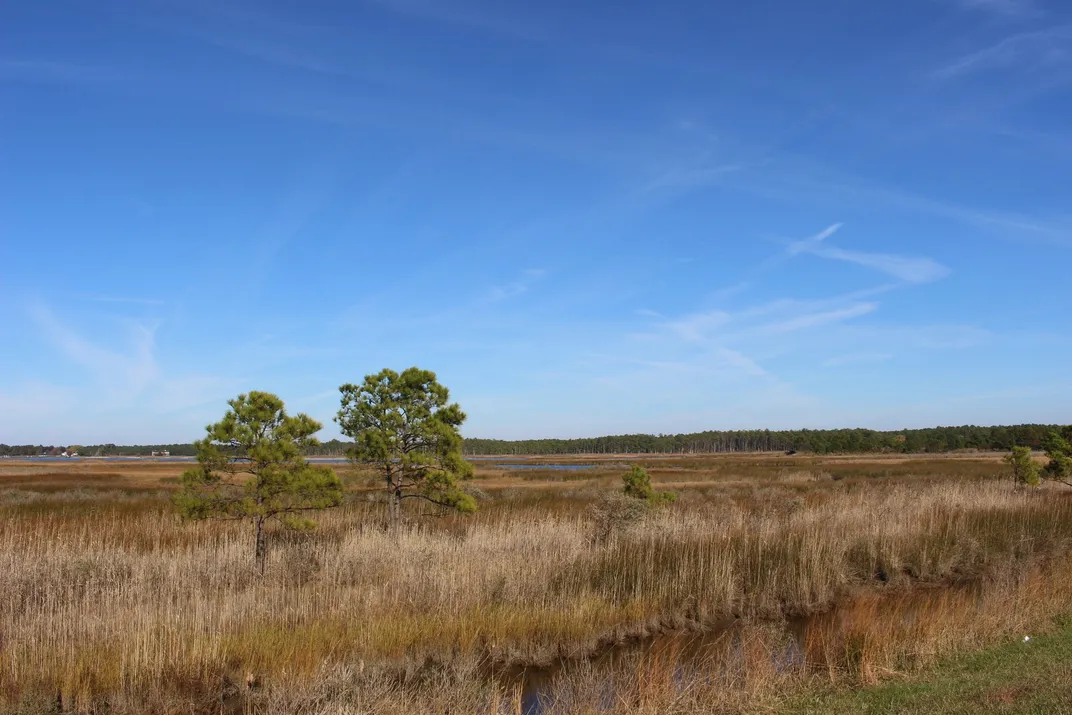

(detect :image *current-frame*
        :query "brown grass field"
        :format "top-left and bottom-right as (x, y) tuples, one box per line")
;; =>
(3, 453), (1072, 714)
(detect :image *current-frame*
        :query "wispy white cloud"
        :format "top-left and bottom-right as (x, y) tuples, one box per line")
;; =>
(26, 303), (239, 419)
(146, 374), (244, 415)
(246, 157), (341, 282)
(713, 346), (767, 376)
(787, 224), (950, 283)
(0, 59), (127, 85)
(186, 28), (347, 76)
(751, 303), (878, 335)
(29, 303), (159, 392)
(847, 324), (993, 350)
(619, 290), (885, 391)
(707, 282), (751, 301)
(822, 352), (893, 367)
(592, 358), (693, 375)
(490, 269), (546, 301)
(587, 342), (768, 381)
(935, 25), (1072, 79)
(120, 0), (346, 77)
(665, 309), (732, 343)
(728, 159), (1072, 248)
(0, 382), (73, 430)
(364, 0), (717, 81)
(825, 248), (949, 283)
(653, 288), (891, 348)
(367, 0), (558, 46)
(955, 0), (1037, 16)
(786, 223), (843, 256)
(372, 0), (511, 31)
(72, 293), (164, 306)
(636, 163), (743, 196)
(290, 388), (341, 405)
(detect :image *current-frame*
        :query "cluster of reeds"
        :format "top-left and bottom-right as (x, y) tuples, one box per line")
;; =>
(1, 468), (1070, 712)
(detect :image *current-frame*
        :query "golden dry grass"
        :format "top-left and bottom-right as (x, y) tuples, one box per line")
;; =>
(1, 455), (1069, 713)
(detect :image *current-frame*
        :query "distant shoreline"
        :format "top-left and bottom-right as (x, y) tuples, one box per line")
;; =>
(0, 449), (1018, 464)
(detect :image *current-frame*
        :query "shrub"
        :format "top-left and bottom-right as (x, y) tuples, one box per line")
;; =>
(1005, 446), (1040, 487)
(1042, 431), (1072, 485)
(622, 464), (676, 505)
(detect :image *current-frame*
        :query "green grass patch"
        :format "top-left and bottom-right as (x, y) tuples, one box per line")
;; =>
(786, 617), (1072, 714)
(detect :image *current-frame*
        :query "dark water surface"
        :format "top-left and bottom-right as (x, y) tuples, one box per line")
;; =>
(498, 581), (982, 715)
(498, 618), (805, 715)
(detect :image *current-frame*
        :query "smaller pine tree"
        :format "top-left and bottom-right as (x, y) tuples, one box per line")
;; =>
(622, 464), (676, 505)
(1042, 431), (1072, 485)
(1005, 445), (1040, 487)
(175, 391), (343, 573)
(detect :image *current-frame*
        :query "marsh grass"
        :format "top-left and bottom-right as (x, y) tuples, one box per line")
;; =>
(0, 456), (1068, 712)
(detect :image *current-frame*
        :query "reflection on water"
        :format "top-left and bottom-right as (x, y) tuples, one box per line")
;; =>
(496, 582), (982, 715)
(497, 618), (802, 715)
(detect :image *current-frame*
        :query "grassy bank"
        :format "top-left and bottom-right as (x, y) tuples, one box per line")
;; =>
(788, 615), (1072, 714)
(2, 455), (1071, 713)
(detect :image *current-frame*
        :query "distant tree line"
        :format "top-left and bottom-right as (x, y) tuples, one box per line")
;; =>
(460, 424), (1069, 455)
(0, 441), (343, 457)
(4, 423), (1067, 458)
(0, 443), (202, 457)
(0, 445), (65, 457)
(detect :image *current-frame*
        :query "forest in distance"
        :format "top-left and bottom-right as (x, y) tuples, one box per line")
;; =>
(5, 422), (1066, 458)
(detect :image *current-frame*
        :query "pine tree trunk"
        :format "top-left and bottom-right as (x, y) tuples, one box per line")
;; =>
(388, 484), (402, 533)
(254, 517), (267, 575)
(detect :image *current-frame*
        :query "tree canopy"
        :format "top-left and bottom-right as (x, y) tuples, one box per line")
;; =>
(622, 464), (676, 505)
(1005, 446), (1040, 487)
(174, 391), (343, 572)
(1042, 429), (1072, 484)
(336, 367), (475, 529)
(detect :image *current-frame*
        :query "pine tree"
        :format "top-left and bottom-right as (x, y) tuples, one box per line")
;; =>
(175, 391), (342, 573)
(336, 367), (476, 530)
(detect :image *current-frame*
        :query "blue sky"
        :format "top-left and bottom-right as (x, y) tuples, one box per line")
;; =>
(2, 0), (1071, 444)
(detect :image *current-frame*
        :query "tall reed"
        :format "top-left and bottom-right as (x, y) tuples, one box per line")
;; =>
(2, 472), (1070, 712)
